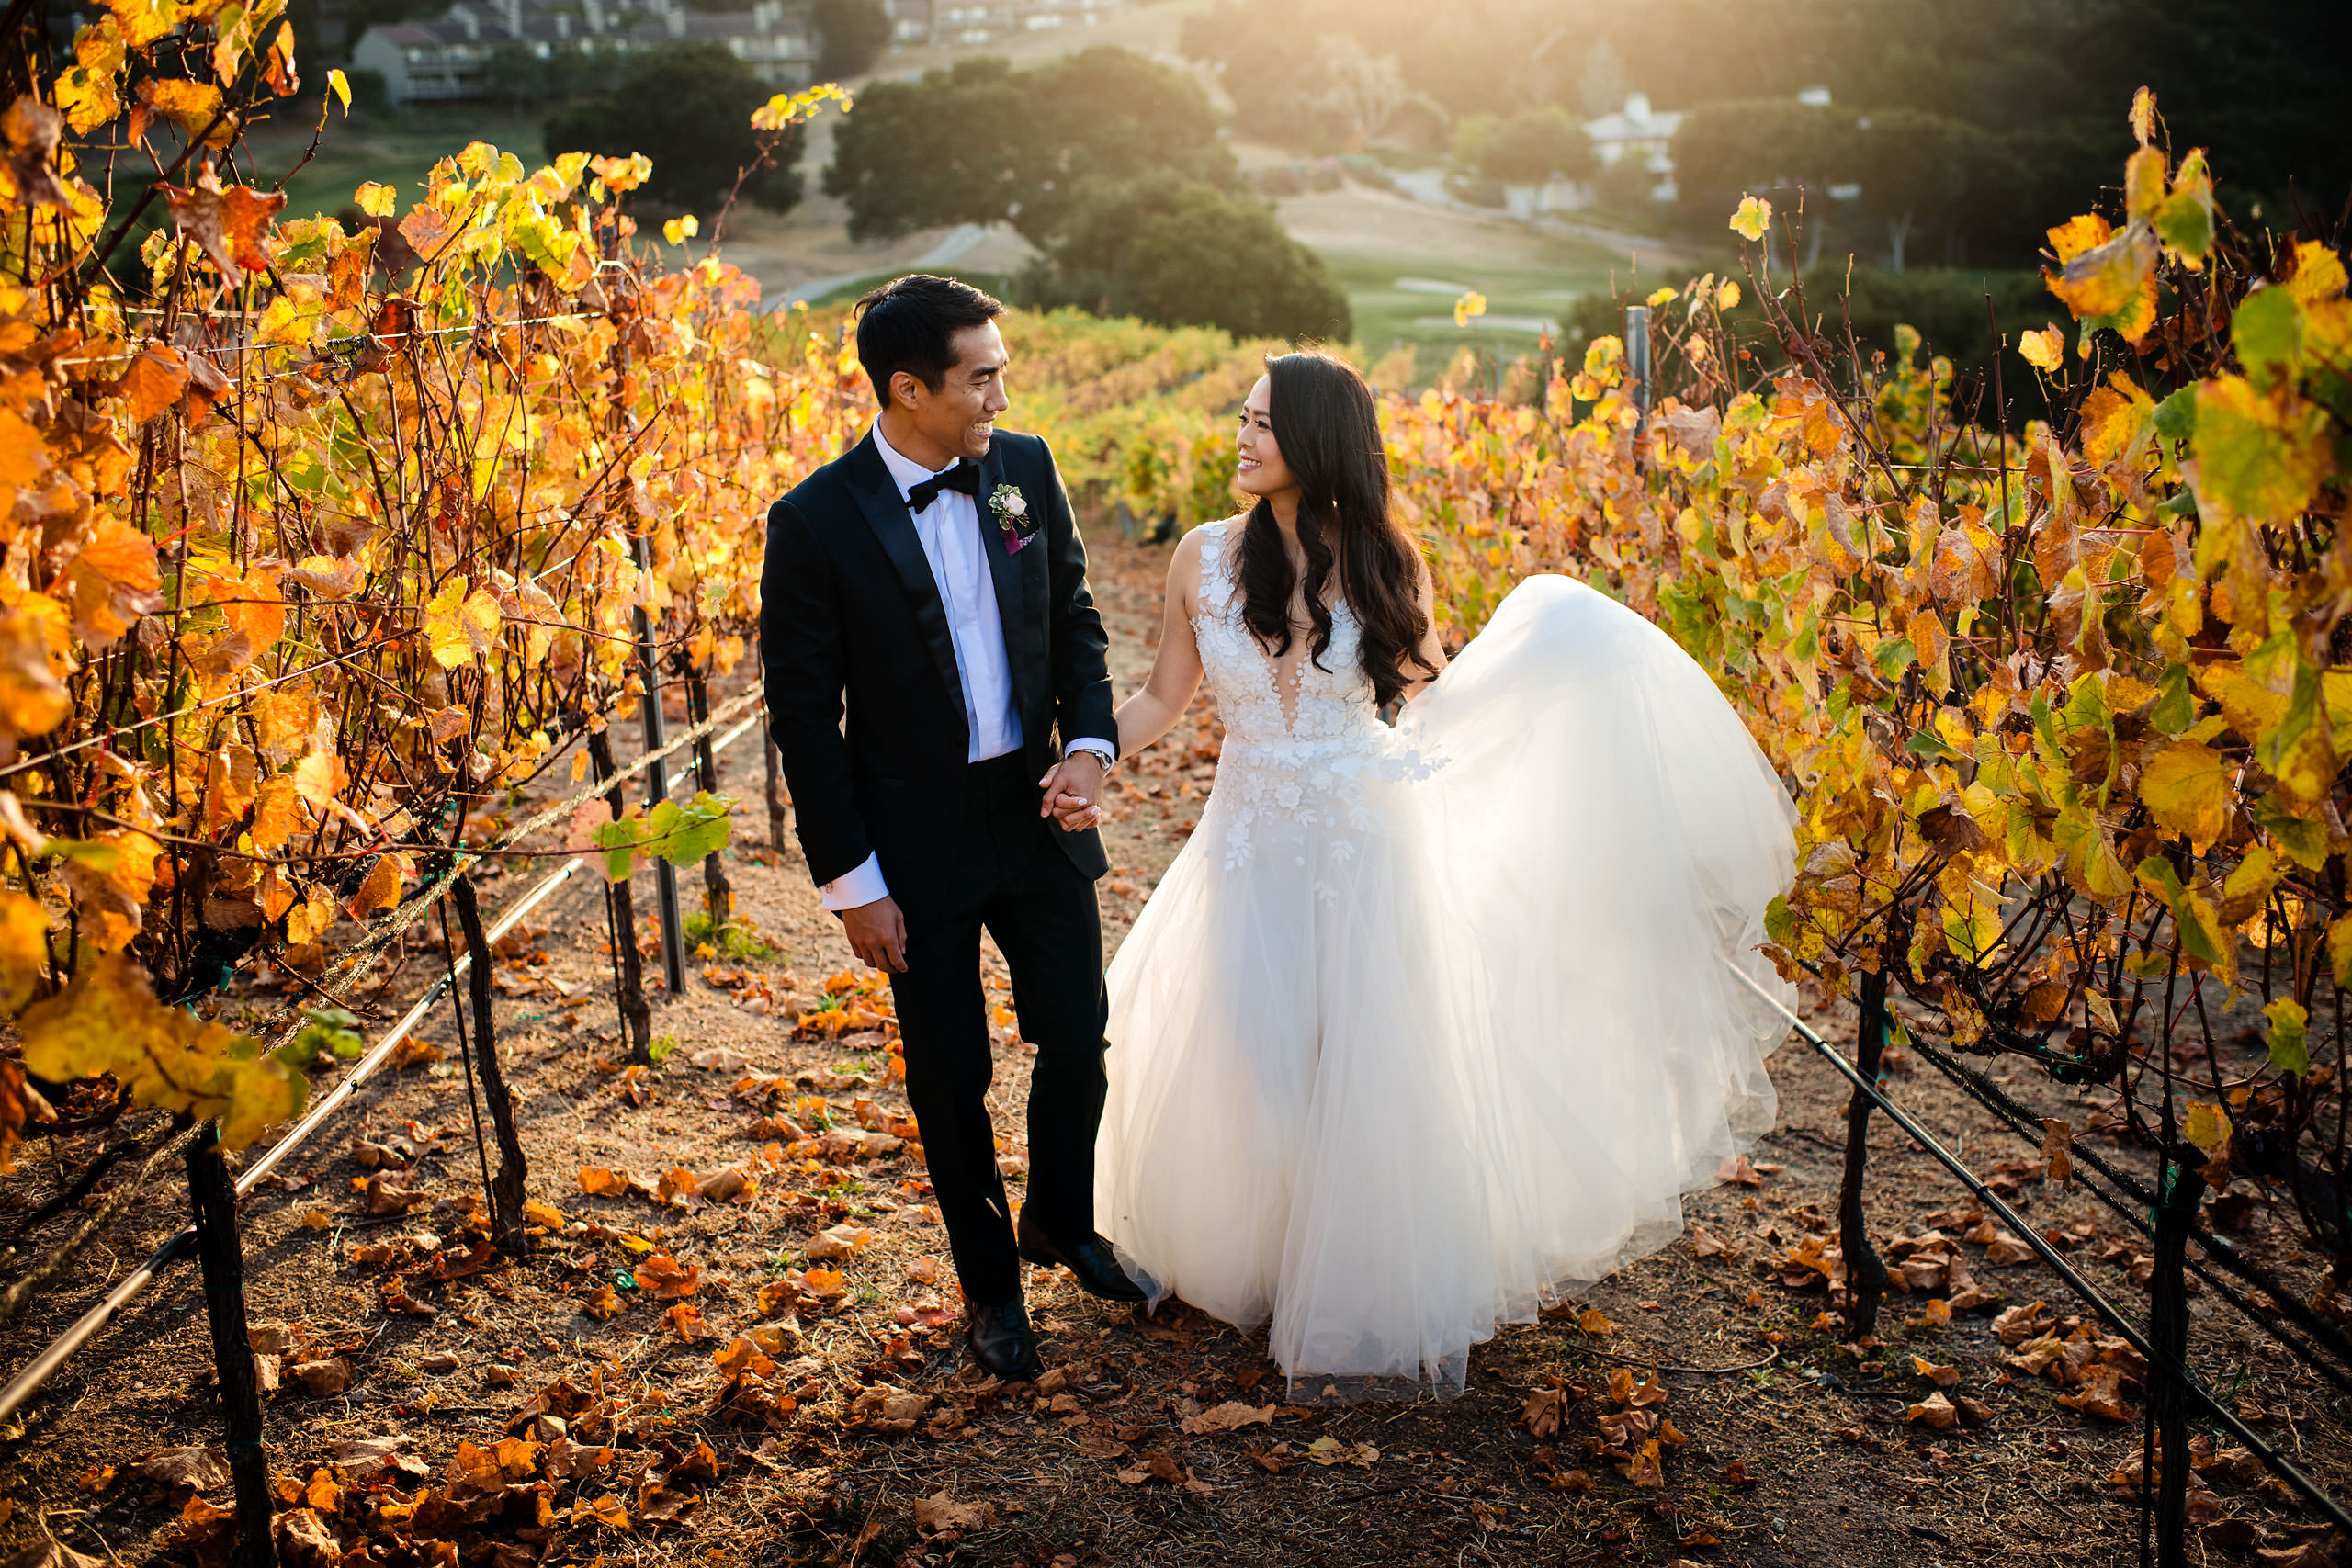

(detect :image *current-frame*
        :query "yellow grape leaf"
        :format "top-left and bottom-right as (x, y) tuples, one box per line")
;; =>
(2047, 212), (2111, 266)
(251, 688), (315, 756)
(249, 778), (304, 852)
(2288, 238), (2348, 306)
(662, 214), (699, 246)
(2138, 741), (2234, 844)
(2327, 915), (2352, 987)
(0, 888), (51, 1015)
(0, 607), (72, 752)
(1645, 286), (1677, 310)
(2045, 221), (2158, 341)
(2122, 145), (2167, 220)
(2129, 86), (2156, 146)
(57, 59), (124, 136)
(2265, 997), (2310, 1076)
(2192, 375), (2334, 524)
(423, 579), (503, 668)
(2180, 1101), (2230, 1163)
(17, 949), (303, 1150)
(293, 749), (345, 808)
(354, 181), (396, 219)
(1453, 289), (1487, 328)
(328, 68), (351, 112)
(284, 888), (334, 947)
(2018, 325), (2064, 372)
(1716, 279), (1740, 310)
(1729, 194), (1772, 242)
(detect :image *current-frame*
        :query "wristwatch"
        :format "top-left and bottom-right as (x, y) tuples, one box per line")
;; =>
(1066, 742), (1115, 773)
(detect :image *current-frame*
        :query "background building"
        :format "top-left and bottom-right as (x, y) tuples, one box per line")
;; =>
(881, 0), (1125, 50)
(355, 0), (818, 106)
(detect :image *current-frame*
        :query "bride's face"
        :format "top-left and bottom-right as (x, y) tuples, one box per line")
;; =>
(1234, 376), (1296, 501)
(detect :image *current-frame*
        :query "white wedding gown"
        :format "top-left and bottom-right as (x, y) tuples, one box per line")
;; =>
(1096, 519), (1799, 1399)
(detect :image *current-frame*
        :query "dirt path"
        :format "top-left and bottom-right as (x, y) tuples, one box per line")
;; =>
(0, 533), (2344, 1568)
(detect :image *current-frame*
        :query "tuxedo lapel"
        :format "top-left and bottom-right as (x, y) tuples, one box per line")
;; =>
(977, 441), (1036, 721)
(843, 434), (965, 733)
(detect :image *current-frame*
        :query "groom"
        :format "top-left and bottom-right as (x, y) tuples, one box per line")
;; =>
(760, 275), (1143, 1380)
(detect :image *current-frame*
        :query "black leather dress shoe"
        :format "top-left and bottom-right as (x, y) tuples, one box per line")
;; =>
(966, 1297), (1043, 1380)
(1017, 1212), (1148, 1303)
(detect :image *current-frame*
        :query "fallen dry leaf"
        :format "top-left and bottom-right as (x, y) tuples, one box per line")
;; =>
(1905, 1393), (1958, 1429)
(1621, 1438), (1666, 1487)
(288, 1357), (354, 1397)
(132, 1448), (231, 1491)
(1180, 1401), (1273, 1434)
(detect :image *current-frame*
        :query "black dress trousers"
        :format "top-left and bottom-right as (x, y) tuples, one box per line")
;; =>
(888, 750), (1110, 1306)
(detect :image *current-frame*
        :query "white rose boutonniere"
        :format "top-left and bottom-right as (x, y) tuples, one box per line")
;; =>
(989, 484), (1036, 554)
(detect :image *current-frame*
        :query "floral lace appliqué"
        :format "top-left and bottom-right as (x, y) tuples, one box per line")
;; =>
(1188, 520), (1438, 870)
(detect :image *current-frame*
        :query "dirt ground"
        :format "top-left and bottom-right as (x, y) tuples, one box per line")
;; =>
(0, 532), (2346, 1568)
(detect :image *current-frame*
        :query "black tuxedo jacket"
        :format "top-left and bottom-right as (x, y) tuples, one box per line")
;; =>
(760, 428), (1117, 917)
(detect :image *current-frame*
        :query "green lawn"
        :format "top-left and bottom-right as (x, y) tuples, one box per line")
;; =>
(243, 105), (544, 220)
(1319, 245), (1651, 383)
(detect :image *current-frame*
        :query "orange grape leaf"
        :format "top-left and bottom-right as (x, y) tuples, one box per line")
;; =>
(0, 607), (71, 758)
(344, 852), (408, 920)
(248, 775), (305, 851)
(0, 97), (74, 210)
(164, 171), (284, 286)
(114, 344), (188, 423)
(57, 829), (161, 951)
(0, 888), (50, 1014)
(136, 77), (233, 148)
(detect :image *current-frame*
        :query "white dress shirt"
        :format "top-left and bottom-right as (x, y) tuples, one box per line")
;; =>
(821, 422), (1114, 911)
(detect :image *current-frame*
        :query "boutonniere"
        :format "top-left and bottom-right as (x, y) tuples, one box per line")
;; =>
(989, 484), (1036, 553)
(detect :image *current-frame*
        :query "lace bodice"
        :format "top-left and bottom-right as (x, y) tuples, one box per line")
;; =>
(1189, 519), (1435, 868)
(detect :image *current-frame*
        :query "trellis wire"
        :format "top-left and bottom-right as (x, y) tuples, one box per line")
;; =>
(1728, 963), (2352, 1539)
(0, 703), (770, 1426)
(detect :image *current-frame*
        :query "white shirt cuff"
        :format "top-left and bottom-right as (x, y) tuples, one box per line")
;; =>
(1064, 737), (1116, 762)
(821, 852), (890, 911)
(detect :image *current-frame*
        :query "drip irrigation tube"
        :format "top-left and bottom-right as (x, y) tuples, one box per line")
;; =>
(1730, 964), (2352, 1538)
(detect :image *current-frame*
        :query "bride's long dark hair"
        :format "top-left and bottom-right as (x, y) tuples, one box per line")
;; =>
(1238, 350), (1436, 712)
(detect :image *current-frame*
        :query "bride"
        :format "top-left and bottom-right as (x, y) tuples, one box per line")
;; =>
(1053, 350), (1798, 1399)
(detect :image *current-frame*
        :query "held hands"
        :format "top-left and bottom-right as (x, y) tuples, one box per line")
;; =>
(1038, 751), (1105, 833)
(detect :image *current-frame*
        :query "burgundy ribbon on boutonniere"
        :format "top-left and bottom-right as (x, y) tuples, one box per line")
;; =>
(988, 483), (1038, 554)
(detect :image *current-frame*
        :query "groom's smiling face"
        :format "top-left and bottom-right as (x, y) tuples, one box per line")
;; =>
(894, 320), (1011, 466)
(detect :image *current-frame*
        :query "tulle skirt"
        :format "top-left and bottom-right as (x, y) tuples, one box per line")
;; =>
(1097, 574), (1799, 1398)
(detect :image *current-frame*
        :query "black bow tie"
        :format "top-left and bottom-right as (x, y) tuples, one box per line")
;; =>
(906, 460), (980, 513)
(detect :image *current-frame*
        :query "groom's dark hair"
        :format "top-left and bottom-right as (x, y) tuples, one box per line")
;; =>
(853, 274), (1004, 405)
